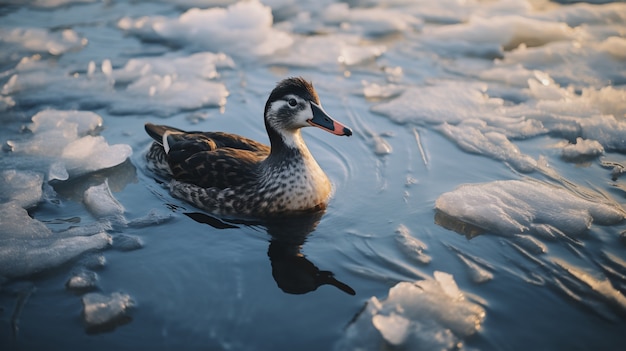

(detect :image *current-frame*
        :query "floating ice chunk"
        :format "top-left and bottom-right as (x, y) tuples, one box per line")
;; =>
(0, 202), (52, 240)
(456, 254), (493, 284)
(110, 74), (228, 115)
(7, 110), (131, 178)
(82, 292), (134, 329)
(561, 137), (604, 161)
(371, 313), (411, 346)
(61, 136), (133, 176)
(83, 180), (125, 220)
(118, 0), (292, 57)
(579, 115), (626, 152)
(362, 81), (404, 100)
(0, 232), (111, 278)
(436, 122), (537, 172)
(324, 3), (422, 37)
(395, 224), (431, 265)
(28, 110), (102, 135)
(269, 34), (384, 68)
(424, 15), (582, 52)
(0, 170), (43, 209)
(66, 270), (98, 291)
(371, 81), (502, 125)
(512, 234), (547, 255)
(337, 271), (485, 350)
(112, 52), (234, 84)
(127, 209), (174, 228)
(112, 234), (143, 252)
(435, 180), (625, 238)
(0, 27), (87, 56)
(554, 259), (626, 313)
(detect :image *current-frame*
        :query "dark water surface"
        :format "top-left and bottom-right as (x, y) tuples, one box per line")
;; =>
(1, 1), (626, 350)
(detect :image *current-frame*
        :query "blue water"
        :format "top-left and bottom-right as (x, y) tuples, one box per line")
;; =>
(1, 1), (626, 350)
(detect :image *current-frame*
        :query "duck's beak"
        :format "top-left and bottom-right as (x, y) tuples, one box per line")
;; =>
(308, 102), (353, 137)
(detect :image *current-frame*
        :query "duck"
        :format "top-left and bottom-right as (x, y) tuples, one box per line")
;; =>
(144, 77), (352, 218)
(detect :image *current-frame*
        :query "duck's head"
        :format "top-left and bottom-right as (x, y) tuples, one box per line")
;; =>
(264, 77), (352, 141)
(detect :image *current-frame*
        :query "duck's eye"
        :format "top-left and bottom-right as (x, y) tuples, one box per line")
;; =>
(288, 98), (298, 107)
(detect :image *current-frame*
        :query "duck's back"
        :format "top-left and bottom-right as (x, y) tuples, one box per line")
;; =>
(145, 123), (270, 189)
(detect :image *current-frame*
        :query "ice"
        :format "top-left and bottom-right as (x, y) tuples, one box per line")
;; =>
(0, 202), (52, 240)
(117, 0), (292, 58)
(7, 110), (132, 179)
(82, 292), (134, 329)
(323, 3), (422, 37)
(436, 122), (538, 172)
(3, 54), (230, 116)
(554, 259), (626, 313)
(0, 232), (111, 278)
(269, 34), (385, 68)
(435, 179), (625, 238)
(0, 27), (87, 57)
(127, 209), (174, 228)
(561, 137), (604, 161)
(66, 270), (98, 291)
(112, 234), (143, 252)
(112, 52), (234, 84)
(423, 15), (583, 54)
(0, 170), (43, 209)
(371, 81), (504, 125)
(83, 180), (125, 220)
(337, 271), (485, 350)
(457, 254), (493, 284)
(395, 224), (431, 265)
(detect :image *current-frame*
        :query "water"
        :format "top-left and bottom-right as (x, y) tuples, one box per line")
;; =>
(1, 0), (626, 350)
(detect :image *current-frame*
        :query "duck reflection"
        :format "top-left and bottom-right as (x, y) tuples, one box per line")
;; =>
(184, 210), (355, 296)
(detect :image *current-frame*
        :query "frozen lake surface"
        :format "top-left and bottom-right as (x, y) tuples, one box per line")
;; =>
(1, 0), (626, 350)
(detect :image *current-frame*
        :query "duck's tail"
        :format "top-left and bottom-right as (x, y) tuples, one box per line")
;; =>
(144, 123), (186, 144)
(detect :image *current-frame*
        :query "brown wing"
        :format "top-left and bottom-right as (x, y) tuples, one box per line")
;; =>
(169, 147), (267, 189)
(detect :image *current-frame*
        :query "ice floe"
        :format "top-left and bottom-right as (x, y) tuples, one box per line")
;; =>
(2, 51), (231, 116)
(323, 3), (422, 37)
(83, 180), (125, 221)
(435, 179), (625, 239)
(118, 0), (291, 57)
(6, 110), (131, 180)
(560, 137), (604, 161)
(82, 292), (134, 330)
(336, 271), (485, 350)
(0, 27), (87, 59)
(0, 170), (43, 209)
(395, 224), (431, 265)
(0, 231), (111, 278)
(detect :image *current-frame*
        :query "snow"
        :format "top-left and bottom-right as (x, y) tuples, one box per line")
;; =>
(337, 271), (485, 350)
(435, 179), (625, 238)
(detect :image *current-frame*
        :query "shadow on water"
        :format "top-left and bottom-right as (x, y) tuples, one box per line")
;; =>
(184, 210), (356, 296)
